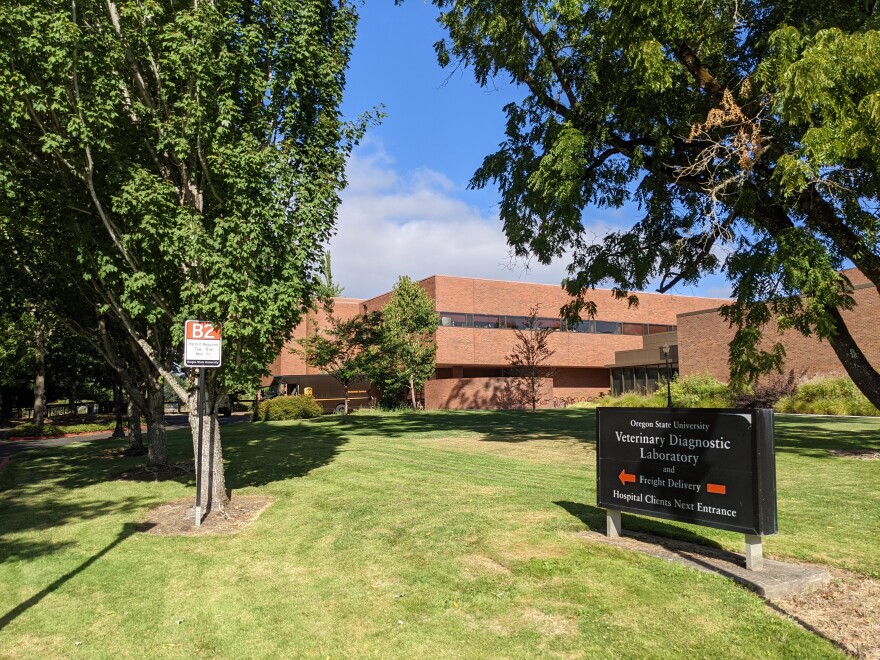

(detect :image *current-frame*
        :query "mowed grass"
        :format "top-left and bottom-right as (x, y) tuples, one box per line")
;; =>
(1, 410), (877, 659)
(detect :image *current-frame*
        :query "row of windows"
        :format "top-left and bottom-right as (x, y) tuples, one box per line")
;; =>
(438, 312), (675, 336)
(611, 365), (679, 396)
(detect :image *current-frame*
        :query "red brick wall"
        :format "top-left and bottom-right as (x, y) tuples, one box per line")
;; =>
(362, 276), (438, 313)
(678, 283), (880, 381)
(430, 275), (726, 318)
(430, 276), (727, 369)
(436, 327), (646, 369)
(425, 376), (553, 410)
(552, 368), (610, 399)
(262, 298), (364, 385)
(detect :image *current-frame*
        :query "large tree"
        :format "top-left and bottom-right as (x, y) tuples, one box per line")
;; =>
(424, 0), (880, 403)
(374, 276), (439, 408)
(1, 0), (365, 512)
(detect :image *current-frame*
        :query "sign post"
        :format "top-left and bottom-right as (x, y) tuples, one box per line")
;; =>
(597, 407), (776, 569)
(184, 320), (222, 527)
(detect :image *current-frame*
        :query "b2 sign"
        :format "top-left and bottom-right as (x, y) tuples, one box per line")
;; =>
(596, 408), (777, 535)
(184, 320), (222, 368)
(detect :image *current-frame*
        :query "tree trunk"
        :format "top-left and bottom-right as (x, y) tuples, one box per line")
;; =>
(125, 397), (146, 456)
(143, 380), (167, 466)
(112, 380), (126, 438)
(69, 380), (78, 416)
(825, 306), (880, 409)
(187, 382), (228, 517)
(409, 375), (416, 409)
(33, 323), (46, 428)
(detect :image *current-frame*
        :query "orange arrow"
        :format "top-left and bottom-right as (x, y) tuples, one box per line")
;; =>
(618, 469), (636, 486)
(707, 483), (726, 495)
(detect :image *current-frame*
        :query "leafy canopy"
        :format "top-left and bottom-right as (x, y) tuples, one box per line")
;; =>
(424, 0), (880, 401)
(371, 276), (439, 404)
(298, 312), (383, 392)
(0, 0), (367, 397)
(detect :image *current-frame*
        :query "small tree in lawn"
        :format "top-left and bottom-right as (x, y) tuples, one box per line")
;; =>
(298, 313), (382, 417)
(378, 277), (439, 408)
(507, 305), (556, 411)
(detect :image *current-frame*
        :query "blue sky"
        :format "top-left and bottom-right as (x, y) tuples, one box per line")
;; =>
(329, 1), (732, 302)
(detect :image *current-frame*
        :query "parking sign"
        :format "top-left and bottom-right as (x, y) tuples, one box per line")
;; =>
(184, 320), (222, 368)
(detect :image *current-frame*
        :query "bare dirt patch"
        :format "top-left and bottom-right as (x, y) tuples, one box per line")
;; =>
(115, 462), (193, 481)
(461, 554), (512, 578)
(521, 607), (576, 637)
(830, 449), (880, 460)
(140, 496), (274, 536)
(774, 571), (880, 660)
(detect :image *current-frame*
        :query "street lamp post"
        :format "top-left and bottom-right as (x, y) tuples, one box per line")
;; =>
(660, 344), (673, 409)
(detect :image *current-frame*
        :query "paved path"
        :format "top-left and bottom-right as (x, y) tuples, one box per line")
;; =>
(0, 413), (250, 463)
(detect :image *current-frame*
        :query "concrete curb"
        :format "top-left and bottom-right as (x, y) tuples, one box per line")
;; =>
(577, 529), (831, 599)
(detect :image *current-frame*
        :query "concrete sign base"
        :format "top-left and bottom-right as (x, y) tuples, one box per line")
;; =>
(578, 529), (830, 599)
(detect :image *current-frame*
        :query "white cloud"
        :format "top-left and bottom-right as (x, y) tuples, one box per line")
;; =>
(330, 141), (576, 299)
(330, 140), (731, 302)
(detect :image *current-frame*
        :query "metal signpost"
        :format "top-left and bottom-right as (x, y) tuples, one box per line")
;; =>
(184, 320), (222, 527)
(597, 407), (777, 570)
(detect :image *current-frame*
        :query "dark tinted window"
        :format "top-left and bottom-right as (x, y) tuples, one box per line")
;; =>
(568, 320), (593, 333)
(620, 323), (644, 336)
(438, 313), (468, 327)
(472, 314), (501, 329)
(539, 317), (562, 330)
(595, 321), (619, 334)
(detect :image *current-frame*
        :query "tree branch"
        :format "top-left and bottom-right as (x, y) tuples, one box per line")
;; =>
(672, 41), (724, 99)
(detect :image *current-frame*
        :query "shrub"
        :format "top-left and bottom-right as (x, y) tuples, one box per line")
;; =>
(730, 370), (799, 409)
(256, 395), (323, 421)
(669, 373), (730, 408)
(600, 392), (666, 408)
(8, 423), (64, 438)
(59, 422), (117, 434)
(777, 376), (880, 416)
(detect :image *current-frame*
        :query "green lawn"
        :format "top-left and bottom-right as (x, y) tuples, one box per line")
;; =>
(1, 409), (877, 658)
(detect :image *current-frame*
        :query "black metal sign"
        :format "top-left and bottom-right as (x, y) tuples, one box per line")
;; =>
(597, 408), (777, 535)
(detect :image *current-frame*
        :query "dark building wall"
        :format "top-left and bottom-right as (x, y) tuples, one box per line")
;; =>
(552, 368), (611, 400)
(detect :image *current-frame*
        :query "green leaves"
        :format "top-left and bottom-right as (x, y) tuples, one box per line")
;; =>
(371, 276), (440, 403)
(429, 0), (880, 399)
(1, 0), (362, 395)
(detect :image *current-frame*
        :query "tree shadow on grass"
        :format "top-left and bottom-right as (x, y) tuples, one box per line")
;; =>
(0, 522), (153, 630)
(555, 500), (724, 549)
(0, 492), (157, 560)
(1, 439), (165, 562)
(221, 422), (349, 489)
(304, 408), (596, 444)
(0, 422), (348, 552)
(774, 415), (880, 458)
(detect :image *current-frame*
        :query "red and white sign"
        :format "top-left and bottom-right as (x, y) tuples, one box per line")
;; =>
(184, 320), (222, 368)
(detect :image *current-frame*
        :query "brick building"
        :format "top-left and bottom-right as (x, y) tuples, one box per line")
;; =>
(264, 275), (727, 409)
(264, 271), (879, 409)
(676, 269), (880, 383)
